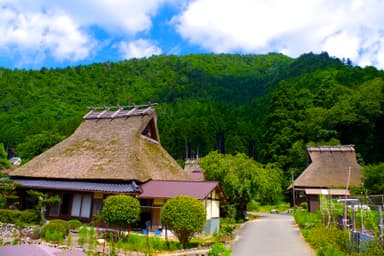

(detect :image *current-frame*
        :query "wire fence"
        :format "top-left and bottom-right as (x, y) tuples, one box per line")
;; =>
(319, 194), (384, 251)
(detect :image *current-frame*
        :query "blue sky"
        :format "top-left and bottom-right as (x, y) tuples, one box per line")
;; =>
(1, 0), (384, 70)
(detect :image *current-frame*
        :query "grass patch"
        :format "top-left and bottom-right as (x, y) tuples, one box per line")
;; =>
(247, 201), (290, 213)
(115, 233), (182, 253)
(292, 209), (384, 256)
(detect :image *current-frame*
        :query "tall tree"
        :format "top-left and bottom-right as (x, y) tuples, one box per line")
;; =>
(200, 151), (284, 219)
(0, 143), (10, 170)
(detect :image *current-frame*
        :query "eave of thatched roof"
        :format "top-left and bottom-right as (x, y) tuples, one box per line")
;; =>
(11, 105), (188, 182)
(290, 145), (362, 189)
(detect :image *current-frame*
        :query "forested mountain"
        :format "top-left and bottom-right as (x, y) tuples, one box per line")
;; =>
(1, 52), (383, 178)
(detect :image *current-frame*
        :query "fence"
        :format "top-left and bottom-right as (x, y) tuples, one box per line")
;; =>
(320, 194), (384, 252)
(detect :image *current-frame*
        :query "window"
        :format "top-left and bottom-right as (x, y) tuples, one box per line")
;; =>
(48, 193), (60, 216)
(49, 202), (60, 216)
(60, 193), (72, 216)
(92, 199), (103, 217)
(71, 193), (92, 218)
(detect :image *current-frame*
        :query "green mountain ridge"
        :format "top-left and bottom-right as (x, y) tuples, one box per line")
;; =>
(1, 52), (383, 176)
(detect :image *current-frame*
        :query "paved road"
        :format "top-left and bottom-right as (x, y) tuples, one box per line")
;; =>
(232, 213), (315, 256)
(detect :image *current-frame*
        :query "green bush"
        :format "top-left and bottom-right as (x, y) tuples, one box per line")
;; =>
(48, 219), (69, 232)
(117, 233), (181, 253)
(300, 202), (308, 210)
(247, 200), (260, 211)
(102, 195), (140, 229)
(317, 242), (344, 256)
(67, 219), (82, 230)
(293, 210), (355, 255)
(78, 225), (88, 246)
(43, 230), (65, 243)
(88, 225), (96, 250)
(0, 209), (40, 225)
(293, 209), (321, 229)
(209, 243), (231, 256)
(21, 209), (40, 224)
(161, 195), (206, 248)
(40, 222), (67, 242)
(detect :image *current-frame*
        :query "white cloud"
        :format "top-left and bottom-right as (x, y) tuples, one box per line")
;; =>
(0, 2), (93, 66)
(174, 0), (384, 69)
(119, 39), (162, 59)
(56, 0), (168, 34)
(322, 32), (360, 61)
(2, 0), (384, 69)
(0, 0), (170, 66)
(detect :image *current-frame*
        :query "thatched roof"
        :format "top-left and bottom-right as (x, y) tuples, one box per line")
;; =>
(291, 145), (362, 189)
(11, 105), (188, 181)
(183, 159), (204, 181)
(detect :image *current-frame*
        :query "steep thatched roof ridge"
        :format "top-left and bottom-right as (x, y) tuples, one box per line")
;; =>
(83, 104), (157, 120)
(292, 145), (362, 188)
(11, 105), (188, 181)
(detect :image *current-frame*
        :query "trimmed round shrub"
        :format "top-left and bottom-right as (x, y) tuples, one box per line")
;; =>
(67, 219), (82, 230)
(161, 195), (206, 248)
(40, 222), (67, 242)
(102, 195), (140, 228)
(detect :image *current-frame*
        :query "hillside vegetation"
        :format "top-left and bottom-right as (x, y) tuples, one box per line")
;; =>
(1, 52), (383, 178)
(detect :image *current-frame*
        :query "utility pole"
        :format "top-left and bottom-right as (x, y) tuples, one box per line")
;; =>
(291, 169), (295, 208)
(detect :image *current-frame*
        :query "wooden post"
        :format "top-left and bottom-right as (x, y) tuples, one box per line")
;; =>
(146, 220), (151, 255)
(291, 170), (295, 208)
(343, 167), (352, 229)
(380, 206), (383, 244)
(351, 206), (355, 233)
(165, 227), (169, 249)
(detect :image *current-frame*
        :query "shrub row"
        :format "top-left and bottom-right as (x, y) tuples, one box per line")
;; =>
(0, 209), (40, 226)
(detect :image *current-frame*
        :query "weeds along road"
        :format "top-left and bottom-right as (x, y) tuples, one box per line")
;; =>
(232, 213), (315, 256)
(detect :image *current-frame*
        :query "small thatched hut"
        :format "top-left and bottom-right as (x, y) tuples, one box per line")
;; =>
(183, 158), (205, 181)
(10, 104), (189, 222)
(288, 145), (362, 212)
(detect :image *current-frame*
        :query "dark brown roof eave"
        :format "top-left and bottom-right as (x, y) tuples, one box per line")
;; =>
(9, 175), (144, 184)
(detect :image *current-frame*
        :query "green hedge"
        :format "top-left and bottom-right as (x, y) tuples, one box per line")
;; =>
(0, 209), (40, 225)
(67, 219), (82, 230)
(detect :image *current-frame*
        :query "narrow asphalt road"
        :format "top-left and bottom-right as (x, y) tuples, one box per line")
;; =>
(232, 213), (315, 256)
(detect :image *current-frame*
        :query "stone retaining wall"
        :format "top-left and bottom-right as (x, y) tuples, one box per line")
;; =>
(0, 222), (41, 245)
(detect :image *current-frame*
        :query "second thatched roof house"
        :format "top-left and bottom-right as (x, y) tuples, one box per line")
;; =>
(288, 145), (362, 212)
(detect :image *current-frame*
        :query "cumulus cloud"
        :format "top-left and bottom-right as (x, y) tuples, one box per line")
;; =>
(55, 0), (168, 34)
(119, 39), (162, 59)
(0, 2), (93, 66)
(0, 0), (169, 67)
(173, 0), (384, 68)
(2, 0), (384, 69)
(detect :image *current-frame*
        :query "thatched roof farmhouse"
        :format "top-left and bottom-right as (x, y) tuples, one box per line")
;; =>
(289, 145), (362, 212)
(9, 104), (223, 234)
(11, 104), (187, 181)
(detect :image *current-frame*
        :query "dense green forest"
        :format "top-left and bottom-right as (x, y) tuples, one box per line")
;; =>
(1, 52), (384, 180)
